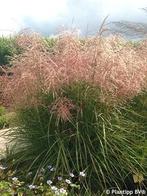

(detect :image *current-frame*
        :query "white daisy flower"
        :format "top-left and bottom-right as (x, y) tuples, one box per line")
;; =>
(12, 177), (18, 181)
(55, 190), (60, 195)
(69, 173), (74, 177)
(59, 188), (67, 194)
(57, 176), (62, 181)
(65, 179), (71, 184)
(47, 180), (53, 185)
(79, 171), (86, 177)
(0, 165), (7, 170)
(48, 165), (52, 169)
(50, 167), (55, 172)
(51, 186), (58, 191)
(28, 184), (36, 189)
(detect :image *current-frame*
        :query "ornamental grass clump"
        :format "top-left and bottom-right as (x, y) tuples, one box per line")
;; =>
(4, 82), (146, 194)
(2, 32), (147, 194)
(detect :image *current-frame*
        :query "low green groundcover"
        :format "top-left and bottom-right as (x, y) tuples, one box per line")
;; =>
(0, 162), (82, 196)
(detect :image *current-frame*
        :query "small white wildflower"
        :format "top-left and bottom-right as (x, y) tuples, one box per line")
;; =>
(55, 190), (60, 195)
(59, 188), (67, 194)
(57, 176), (62, 181)
(12, 177), (18, 181)
(0, 165), (7, 170)
(48, 165), (52, 169)
(69, 173), (74, 177)
(51, 186), (58, 191)
(50, 167), (55, 172)
(65, 179), (71, 184)
(28, 184), (36, 190)
(40, 168), (45, 173)
(27, 172), (32, 176)
(79, 171), (86, 177)
(47, 180), (53, 185)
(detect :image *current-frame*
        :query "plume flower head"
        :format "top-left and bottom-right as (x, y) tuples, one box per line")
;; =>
(2, 32), (147, 107)
(51, 97), (75, 122)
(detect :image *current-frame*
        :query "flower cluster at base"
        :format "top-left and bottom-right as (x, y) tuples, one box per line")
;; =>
(50, 186), (68, 195)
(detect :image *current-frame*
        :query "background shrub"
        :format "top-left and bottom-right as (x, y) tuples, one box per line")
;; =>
(0, 105), (5, 116)
(0, 37), (21, 67)
(0, 106), (16, 129)
(0, 106), (7, 129)
(43, 37), (57, 53)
